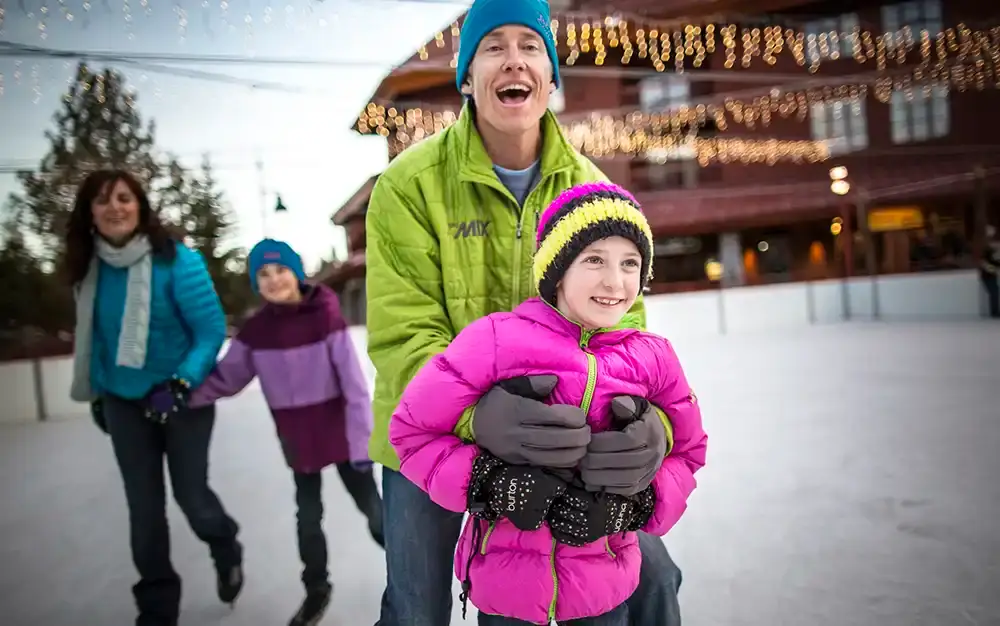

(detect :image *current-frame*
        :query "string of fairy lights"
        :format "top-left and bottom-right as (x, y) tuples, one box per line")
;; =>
(4, 1), (1000, 165)
(3, 52), (990, 165)
(358, 81), (867, 148)
(415, 18), (1000, 81)
(355, 49), (994, 165)
(353, 103), (832, 165)
(4, 0), (1000, 75)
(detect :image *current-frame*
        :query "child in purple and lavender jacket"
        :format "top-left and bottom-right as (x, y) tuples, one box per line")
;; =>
(189, 238), (383, 626)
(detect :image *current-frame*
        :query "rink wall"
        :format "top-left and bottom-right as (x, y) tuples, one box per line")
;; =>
(0, 269), (987, 424)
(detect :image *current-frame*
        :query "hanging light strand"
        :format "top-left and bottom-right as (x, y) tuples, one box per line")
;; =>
(356, 102), (831, 164)
(5, 0), (1000, 76)
(357, 48), (999, 165)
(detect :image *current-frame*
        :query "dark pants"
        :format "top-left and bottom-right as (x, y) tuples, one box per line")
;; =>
(982, 272), (999, 318)
(376, 469), (682, 626)
(294, 462), (384, 590)
(478, 603), (628, 626)
(104, 395), (241, 625)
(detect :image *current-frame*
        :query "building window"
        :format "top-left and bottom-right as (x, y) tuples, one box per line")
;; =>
(640, 76), (696, 182)
(810, 98), (868, 155)
(803, 13), (859, 64)
(646, 159), (698, 190)
(890, 86), (949, 143)
(882, 0), (942, 48)
(639, 75), (690, 112)
(650, 235), (719, 288)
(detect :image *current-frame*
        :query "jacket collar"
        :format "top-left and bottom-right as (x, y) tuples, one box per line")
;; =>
(453, 102), (579, 185)
(263, 283), (341, 322)
(513, 297), (642, 347)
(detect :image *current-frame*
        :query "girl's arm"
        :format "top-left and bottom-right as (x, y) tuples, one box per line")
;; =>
(640, 336), (708, 536)
(188, 338), (257, 407)
(171, 244), (228, 387)
(388, 315), (498, 513)
(326, 326), (374, 464)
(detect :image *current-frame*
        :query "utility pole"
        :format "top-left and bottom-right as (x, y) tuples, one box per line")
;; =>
(256, 157), (268, 239)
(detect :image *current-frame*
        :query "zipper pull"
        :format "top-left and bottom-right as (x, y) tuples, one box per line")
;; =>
(516, 221), (522, 239)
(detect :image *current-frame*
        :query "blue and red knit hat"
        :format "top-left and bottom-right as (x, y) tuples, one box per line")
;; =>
(247, 238), (306, 293)
(533, 182), (654, 305)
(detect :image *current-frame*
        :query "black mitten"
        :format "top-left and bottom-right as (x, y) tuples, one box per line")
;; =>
(467, 451), (568, 531)
(91, 398), (108, 434)
(547, 483), (656, 547)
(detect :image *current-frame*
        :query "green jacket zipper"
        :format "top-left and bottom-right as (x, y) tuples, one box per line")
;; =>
(511, 179), (550, 311)
(548, 326), (604, 623)
(480, 521), (496, 555)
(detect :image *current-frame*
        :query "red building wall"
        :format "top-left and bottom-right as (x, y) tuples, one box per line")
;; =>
(356, 0), (1000, 232)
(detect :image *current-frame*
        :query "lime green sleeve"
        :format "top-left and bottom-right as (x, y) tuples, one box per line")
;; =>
(365, 175), (456, 469)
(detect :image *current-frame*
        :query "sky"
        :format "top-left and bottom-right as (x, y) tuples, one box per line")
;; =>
(0, 0), (470, 272)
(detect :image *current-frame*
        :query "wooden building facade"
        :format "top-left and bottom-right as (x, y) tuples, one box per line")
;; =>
(321, 0), (1000, 324)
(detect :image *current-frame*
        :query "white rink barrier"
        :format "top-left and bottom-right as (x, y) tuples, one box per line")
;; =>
(0, 270), (987, 424)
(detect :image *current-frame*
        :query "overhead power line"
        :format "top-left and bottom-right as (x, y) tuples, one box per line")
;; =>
(0, 41), (394, 94)
(0, 41), (399, 68)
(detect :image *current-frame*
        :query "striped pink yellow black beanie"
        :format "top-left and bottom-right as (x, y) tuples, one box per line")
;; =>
(533, 181), (654, 305)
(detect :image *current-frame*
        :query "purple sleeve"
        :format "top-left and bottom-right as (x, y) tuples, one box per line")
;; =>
(188, 338), (257, 407)
(326, 330), (373, 463)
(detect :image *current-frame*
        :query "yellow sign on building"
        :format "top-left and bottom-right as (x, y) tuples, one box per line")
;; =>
(868, 207), (925, 232)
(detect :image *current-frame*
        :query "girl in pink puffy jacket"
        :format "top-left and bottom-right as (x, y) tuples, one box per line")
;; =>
(389, 182), (708, 626)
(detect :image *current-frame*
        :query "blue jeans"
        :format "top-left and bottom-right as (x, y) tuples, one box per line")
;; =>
(104, 396), (241, 626)
(376, 469), (682, 626)
(478, 603), (628, 625)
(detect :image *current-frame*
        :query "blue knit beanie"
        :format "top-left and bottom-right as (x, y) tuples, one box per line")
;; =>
(247, 238), (306, 293)
(455, 0), (560, 92)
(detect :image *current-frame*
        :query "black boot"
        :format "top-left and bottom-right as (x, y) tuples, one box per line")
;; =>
(289, 583), (332, 626)
(217, 562), (244, 606)
(136, 616), (178, 626)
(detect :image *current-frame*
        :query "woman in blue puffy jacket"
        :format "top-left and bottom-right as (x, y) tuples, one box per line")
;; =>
(64, 169), (243, 626)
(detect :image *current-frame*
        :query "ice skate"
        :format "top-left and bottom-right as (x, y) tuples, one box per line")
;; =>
(216, 563), (244, 606)
(289, 582), (332, 626)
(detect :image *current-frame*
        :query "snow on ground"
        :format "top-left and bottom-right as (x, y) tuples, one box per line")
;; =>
(1, 321), (998, 626)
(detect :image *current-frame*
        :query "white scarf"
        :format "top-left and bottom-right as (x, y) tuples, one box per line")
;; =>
(70, 235), (153, 402)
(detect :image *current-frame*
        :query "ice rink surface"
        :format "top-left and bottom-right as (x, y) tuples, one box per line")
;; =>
(2, 321), (998, 625)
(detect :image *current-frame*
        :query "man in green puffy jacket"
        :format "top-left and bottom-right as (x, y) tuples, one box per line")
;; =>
(365, 0), (684, 623)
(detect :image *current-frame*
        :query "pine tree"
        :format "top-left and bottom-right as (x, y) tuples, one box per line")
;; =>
(4, 61), (256, 340)
(159, 156), (255, 319)
(0, 222), (74, 358)
(8, 63), (158, 263)
(160, 156), (234, 270)
(217, 249), (257, 324)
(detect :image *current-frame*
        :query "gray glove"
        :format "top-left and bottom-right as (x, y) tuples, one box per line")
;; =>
(473, 375), (591, 468)
(579, 396), (667, 496)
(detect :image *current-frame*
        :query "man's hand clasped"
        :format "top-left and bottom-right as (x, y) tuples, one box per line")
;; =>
(468, 376), (665, 546)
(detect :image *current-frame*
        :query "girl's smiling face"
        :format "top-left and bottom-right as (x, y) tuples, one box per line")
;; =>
(555, 236), (642, 330)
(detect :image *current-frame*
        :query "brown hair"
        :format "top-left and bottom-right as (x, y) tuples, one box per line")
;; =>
(62, 169), (178, 285)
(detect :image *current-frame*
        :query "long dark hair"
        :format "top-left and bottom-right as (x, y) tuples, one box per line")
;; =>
(63, 169), (178, 285)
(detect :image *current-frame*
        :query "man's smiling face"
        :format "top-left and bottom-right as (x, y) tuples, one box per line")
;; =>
(465, 24), (553, 135)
